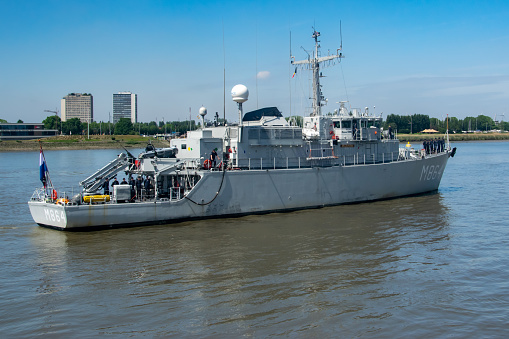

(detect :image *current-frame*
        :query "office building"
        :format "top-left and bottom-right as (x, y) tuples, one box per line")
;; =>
(61, 93), (93, 123)
(113, 92), (137, 123)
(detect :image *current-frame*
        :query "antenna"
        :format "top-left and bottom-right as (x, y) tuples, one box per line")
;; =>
(291, 27), (344, 116)
(340, 21), (343, 51)
(255, 23), (259, 109)
(289, 30), (292, 116)
(222, 20), (226, 124)
(290, 30), (292, 58)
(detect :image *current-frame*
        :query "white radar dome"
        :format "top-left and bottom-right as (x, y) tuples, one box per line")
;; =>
(199, 106), (207, 117)
(231, 84), (249, 103)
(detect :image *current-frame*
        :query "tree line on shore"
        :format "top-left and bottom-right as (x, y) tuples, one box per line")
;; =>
(384, 114), (508, 134)
(40, 116), (198, 136)
(4, 113), (506, 136)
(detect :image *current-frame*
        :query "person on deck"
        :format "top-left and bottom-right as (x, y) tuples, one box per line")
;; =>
(136, 176), (143, 199)
(129, 176), (136, 201)
(103, 177), (110, 195)
(144, 176), (153, 199)
(210, 149), (218, 168)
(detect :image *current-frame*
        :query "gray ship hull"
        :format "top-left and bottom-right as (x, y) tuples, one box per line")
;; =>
(28, 152), (450, 230)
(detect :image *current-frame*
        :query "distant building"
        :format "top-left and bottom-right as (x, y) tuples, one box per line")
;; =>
(0, 123), (58, 140)
(113, 92), (137, 123)
(61, 93), (93, 123)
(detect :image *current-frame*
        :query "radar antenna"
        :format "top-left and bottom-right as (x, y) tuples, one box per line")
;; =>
(291, 27), (344, 116)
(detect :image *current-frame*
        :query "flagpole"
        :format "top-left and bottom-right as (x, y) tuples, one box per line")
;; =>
(39, 139), (54, 196)
(446, 114), (450, 150)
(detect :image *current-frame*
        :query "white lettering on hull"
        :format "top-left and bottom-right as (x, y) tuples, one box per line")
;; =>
(420, 165), (442, 181)
(43, 208), (66, 224)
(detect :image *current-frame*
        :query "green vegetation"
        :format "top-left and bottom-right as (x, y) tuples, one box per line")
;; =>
(43, 139), (79, 143)
(286, 115), (303, 127)
(398, 133), (509, 142)
(0, 134), (170, 151)
(34, 112), (508, 140)
(42, 115), (61, 130)
(114, 118), (133, 135)
(384, 113), (507, 134)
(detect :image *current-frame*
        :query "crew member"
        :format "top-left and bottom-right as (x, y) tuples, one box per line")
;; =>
(136, 176), (143, 199)
(144, 176), (153, 199)
(129, 176), (136, 201)
(129, 176), (136, 188)
(103, 177), (110, 195)
(121, 178), (128, 185)
(210, 149), (218, 168)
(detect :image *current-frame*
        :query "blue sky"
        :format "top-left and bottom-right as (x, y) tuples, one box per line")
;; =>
(1, 0), (508, 124)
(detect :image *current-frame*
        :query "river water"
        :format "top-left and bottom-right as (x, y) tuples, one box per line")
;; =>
(0, 142), (508, 337)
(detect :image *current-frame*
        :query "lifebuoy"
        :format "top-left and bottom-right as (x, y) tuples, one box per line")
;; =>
(203, 159), (212, 169)
(52, 189), (58, 200)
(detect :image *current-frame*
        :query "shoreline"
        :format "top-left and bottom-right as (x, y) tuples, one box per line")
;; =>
(0, 135), (170, 152)
(397, 132), (509, 142)
(1, 133), (508, 152)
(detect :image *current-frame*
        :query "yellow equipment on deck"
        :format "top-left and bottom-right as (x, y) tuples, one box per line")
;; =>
(83, 195), (110, 203)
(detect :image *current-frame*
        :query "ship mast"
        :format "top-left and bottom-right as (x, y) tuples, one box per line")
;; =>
(291, 29), (343, 116)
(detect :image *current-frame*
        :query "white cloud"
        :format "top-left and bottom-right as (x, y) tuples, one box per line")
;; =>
(257, 71), (270, 79)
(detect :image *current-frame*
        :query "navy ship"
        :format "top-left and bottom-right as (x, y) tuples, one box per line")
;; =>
(28, 29), (455, 230)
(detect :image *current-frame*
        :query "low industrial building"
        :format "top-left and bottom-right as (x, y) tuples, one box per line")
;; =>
(0, 123), (58, 140)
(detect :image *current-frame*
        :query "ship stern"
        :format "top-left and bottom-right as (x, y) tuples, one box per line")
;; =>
(28, 201), (68, 230)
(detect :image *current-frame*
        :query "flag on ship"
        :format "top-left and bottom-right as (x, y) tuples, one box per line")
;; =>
(292, 67), (297, 78)
(39, 149), (48, 187)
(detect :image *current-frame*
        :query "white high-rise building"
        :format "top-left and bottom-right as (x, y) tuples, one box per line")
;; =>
(113, 92), (137, 123)
(61, 93), (93, 123)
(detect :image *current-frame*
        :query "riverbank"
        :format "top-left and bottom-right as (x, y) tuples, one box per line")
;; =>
(397, 132), (509, 142)
(1, 132), (508, 152)
(0, 135), (170, 152)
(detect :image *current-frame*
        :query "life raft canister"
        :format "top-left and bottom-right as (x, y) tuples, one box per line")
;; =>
(203, 159), (212, 169)
(56, 198), (69, 205)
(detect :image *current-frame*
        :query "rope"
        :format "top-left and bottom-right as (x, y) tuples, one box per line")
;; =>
(184, 165), (227, 206)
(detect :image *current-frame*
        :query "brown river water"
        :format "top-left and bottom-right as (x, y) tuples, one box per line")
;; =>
(0, 141), (508, 337)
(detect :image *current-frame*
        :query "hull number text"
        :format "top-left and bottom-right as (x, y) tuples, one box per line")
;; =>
(420, 165), (442, 181)
(44, 208), (66, 224)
